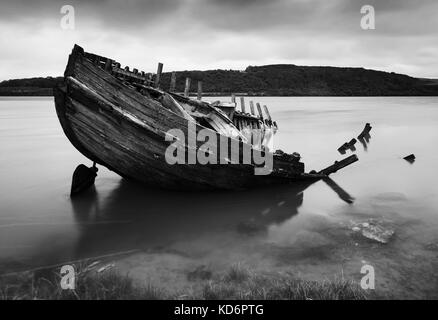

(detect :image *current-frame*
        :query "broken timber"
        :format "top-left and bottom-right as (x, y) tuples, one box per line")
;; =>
(318, 155), (359, 176)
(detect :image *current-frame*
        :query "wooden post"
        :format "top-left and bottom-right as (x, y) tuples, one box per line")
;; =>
(263, 105), (272, 121)
(240, 97), (246, 113)
(231, 94), (236, 104)
(184, 77), (191, 97)
(197, 81), (203, 100)
(123, 66), (129, 81)
(249, 101), (255, 115)
(256, 102), (264, 119)
(170, 72), (176, 92)
(155, 62), (163, 88)
(104, 59), (113, 72)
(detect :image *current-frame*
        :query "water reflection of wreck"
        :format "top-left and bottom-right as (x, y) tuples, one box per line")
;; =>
(70, 179), (314, 259)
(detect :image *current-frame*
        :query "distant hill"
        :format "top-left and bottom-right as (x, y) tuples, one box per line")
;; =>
(0, 77), (63, 96)
(1, 65), (438, 96)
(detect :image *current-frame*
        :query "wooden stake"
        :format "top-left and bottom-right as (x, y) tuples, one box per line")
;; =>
(197, 81), (203, 100)
(240, 97), (246, 113)
(263, 105), (272, 121)
(231, 94), (236, 104)
(170, 72), (176, 92)
(104, 59), (113, 72)
(155, 62), (163, 88)
(256, 103), (264, 119)
(249, 101), (255, 115)
(184, 77), (191, 97)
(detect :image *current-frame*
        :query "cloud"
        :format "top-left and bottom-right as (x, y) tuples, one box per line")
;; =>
(0, 0), (437, 80)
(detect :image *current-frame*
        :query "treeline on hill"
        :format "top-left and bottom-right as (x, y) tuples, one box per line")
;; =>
(0, 77), (63, 96)
(159, 65), (438, 96)
(1, 65), (438, 96)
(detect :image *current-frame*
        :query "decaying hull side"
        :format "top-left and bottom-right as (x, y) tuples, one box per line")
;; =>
(54, 45), (354, 190)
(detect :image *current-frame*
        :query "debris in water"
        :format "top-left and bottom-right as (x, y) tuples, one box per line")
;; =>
(403, 154), (416, 163)
(358, 123), (372, 139)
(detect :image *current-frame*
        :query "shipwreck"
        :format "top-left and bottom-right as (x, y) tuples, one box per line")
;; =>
(54, 45), (358, 193)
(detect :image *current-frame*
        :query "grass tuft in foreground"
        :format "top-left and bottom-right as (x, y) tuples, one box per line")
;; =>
(0, 262), (371, 300)
(0, 263), (165, 300)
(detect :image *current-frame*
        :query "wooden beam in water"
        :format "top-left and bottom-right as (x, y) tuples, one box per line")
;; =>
(256, 102), (264, 119)
(184, 77), (191, 97)
(358, 123), (372, 139)
(155, 62), (163, 88)
(249, 101), (255, 115)
(263, 105), (272, 121)
(240, 97), (246, 113)
(197, 81), (203, 100)
(318, 155), (359, 176)
(170, 72), (176, 92)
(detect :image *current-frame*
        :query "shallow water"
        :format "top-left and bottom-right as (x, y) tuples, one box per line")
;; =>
(1, 96), (437, 298)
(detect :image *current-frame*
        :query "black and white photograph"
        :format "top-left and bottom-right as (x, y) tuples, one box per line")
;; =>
(1, 0), (438, 305)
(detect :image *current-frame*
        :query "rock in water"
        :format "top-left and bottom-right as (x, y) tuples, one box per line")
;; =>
(71, 164), (98, 196)
(361, 222), (394, 244)
(403, 154), (416, 163)
(351, 219), (395, 244)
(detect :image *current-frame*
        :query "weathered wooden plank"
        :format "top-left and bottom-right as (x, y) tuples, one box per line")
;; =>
(184, 77), (191, 97)
(240, 97), (246, 113)
(170, 72), (176, 92)
(256, 103), (264, 119)
(197, 81), (202, 100)
(249, 101), (255, 115)
(263, 105), (272, 121)
(155, 62), (163, 88)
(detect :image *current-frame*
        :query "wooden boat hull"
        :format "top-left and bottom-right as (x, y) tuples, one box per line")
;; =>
(54, 45), (318, 190)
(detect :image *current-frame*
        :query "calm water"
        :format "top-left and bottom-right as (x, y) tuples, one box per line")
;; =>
(1, 96), (438, 298)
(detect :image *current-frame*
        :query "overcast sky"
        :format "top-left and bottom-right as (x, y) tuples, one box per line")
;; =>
(0, 0), (437, 81)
